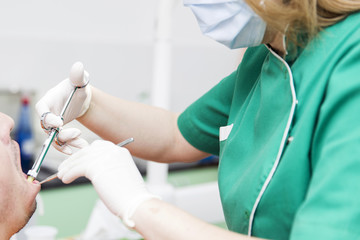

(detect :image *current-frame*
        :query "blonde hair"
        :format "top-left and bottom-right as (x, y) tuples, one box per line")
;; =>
(246, 0), (360, 45)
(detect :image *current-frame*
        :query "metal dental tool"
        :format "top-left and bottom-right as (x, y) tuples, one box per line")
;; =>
(27, 63), (89, 182)
(39, 137), (134, 185)
(116, 137), (134, 147)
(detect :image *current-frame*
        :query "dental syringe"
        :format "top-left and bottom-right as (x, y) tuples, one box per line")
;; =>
(27, 62), (89, 182)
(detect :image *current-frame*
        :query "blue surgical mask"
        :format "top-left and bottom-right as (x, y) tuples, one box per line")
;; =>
(184, 0), (266, 49)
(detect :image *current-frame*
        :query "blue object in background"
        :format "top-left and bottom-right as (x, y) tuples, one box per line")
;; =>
(15, 95), (35, 173)
(198, 155), (219, 166)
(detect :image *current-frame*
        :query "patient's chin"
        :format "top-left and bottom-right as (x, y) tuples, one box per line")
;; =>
(17, 200), (37, 234)
(28, 200), (37, 222)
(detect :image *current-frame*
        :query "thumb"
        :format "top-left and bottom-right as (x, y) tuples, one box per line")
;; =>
(69, 62), (89, 88)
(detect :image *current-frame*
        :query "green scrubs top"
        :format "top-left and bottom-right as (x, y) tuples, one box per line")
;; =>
(178, 12), (360, 240)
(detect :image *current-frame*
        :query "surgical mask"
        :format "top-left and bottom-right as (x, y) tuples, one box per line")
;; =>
(184, 0), (266, 49)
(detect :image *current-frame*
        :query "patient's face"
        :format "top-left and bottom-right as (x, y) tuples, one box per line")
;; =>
(0, 112), (41, 237)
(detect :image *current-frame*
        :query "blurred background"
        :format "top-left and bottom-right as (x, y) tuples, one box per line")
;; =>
(0, 0), (243, 170)
(0, 0), (244, 239)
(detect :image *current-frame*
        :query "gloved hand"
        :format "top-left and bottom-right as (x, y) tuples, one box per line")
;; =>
(36, 61), (92, 154)
(54, 128), (89, 155)
(57, 140), (158, 228)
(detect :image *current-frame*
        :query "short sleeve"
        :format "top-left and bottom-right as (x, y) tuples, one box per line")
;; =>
(290, 35), (360, 239)
(177, 45), (269, 156)
(177, 70), (237, 155)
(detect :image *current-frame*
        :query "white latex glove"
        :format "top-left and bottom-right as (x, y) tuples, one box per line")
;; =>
(36, 61), (92, 128)
(36, 61), (92, 154)
(57, 140), (158, 228)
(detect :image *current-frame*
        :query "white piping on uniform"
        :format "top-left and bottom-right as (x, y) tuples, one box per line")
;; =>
(247, 45), (298, 236)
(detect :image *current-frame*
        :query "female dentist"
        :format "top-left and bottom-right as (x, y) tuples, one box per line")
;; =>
(37, 0), (360, 239)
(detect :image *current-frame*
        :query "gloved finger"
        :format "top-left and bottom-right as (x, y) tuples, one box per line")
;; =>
(58, 150), (90, 183)
(56, 128), (81, 143)
(39, 112), (63, 130)
(52, 143), (73, 155)
(45, 113), (63, 128)
(59, 164), (87, 184)
(66, 137), (89, 149)
(59, 144), (95, 170)
(58, 147), (88, 172)
(53, 137), (89, 155)
(53, 128), (89, 154)
(69, 62), (89, 87)
(36, 99), (63, 126)
(51, 128), (79, 155)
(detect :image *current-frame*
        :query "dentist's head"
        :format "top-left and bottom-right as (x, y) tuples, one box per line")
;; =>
(185, 0), (360, 48)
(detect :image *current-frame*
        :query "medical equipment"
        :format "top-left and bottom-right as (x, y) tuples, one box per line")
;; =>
(27, 76), (89, 182)
(39, 138), (134, 185)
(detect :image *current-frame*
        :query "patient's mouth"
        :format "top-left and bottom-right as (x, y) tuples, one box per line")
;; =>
(23, 173), (40, 185)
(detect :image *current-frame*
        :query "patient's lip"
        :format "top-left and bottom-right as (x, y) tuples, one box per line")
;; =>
(23, 173), (40, 185)
(32, 179), (40, 185)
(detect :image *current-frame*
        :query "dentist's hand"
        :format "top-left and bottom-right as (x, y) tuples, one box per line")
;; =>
(36, 61), (92, 129)
(36, 61), (92, 154)
(57, 140), (158, 227)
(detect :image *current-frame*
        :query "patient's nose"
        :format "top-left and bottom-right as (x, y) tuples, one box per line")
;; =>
(0, 112), (15, 144)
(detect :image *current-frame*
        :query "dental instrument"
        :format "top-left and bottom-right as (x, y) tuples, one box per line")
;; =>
(39, 137), (134, 185)
(27, 71), (89, 182)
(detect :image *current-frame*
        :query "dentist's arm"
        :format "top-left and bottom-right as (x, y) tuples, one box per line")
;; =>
(58, 141), (261, 240)
(78, 86), (208, 163)
(133, 198), (261, 240)
(36, 62), (208, 163)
